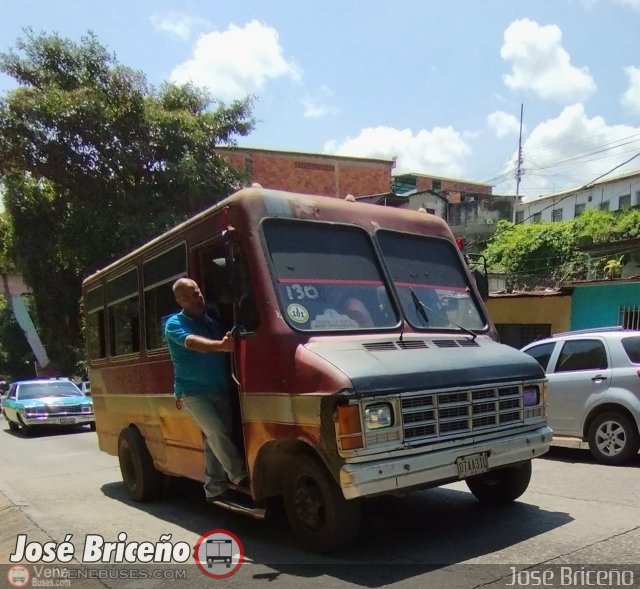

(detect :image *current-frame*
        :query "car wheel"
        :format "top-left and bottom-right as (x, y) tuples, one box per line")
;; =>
(588, 412), (640, 465)
(89, 422), (96, 432)
(118, 426), (162, 501)
(17, 416), (33, 437)
(7, 418), (19, 432)
(284, 453), (361, 553)
(466, 460), (532, 505)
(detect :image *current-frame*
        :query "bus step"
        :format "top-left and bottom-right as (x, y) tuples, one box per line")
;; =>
(210, 495), (268, 520)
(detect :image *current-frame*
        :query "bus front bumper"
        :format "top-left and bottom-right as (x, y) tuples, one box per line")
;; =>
(339, 426), (552, 499)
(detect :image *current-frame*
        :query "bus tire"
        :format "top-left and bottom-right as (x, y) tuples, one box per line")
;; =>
(284, 453), (361, 553)
(466, 460), (532, 506)
(118, 426), (162, 502)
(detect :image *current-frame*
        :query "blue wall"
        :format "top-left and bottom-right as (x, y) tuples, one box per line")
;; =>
(571, 282), (640, 330)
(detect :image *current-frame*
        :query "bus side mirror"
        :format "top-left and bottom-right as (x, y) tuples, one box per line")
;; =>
(235, 294), (259, 336)
(473, 268), (489, 301)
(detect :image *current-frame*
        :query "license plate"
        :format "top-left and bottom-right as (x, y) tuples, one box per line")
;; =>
(59, 417), (76, 425)
(456, 452), (489, 479)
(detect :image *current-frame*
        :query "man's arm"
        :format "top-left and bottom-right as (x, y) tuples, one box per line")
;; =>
(184, 331), (235, 353)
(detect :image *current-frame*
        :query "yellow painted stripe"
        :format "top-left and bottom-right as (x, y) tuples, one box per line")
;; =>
(241, 393), (326, 426)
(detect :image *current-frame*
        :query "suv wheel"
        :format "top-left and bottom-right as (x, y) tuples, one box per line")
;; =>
(588, 412), (640, 465)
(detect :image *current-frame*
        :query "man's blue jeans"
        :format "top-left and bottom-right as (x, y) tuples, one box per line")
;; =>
(182, 394), (247, 498)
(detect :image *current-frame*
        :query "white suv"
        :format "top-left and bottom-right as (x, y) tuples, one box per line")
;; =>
(521, 329), (640, 465)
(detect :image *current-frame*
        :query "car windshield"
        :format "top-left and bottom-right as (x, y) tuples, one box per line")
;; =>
(17, 381), (83, 400)
(376, 230), (486, 331)
(263, 219), (399, 331)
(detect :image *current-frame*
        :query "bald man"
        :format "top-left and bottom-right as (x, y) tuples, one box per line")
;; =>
(164, 278), (248, 502)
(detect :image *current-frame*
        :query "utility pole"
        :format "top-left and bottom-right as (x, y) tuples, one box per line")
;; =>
(513, 103), (524, 223)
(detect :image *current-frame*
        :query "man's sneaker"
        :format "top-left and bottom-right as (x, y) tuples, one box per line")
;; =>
(206, 490), (233, 504)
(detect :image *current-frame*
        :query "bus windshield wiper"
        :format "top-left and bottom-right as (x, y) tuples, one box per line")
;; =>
(409, 288), (430, 326)
(408, 287), (477, 340)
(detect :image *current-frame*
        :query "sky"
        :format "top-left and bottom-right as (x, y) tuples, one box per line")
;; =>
(1, 0), (640, 201)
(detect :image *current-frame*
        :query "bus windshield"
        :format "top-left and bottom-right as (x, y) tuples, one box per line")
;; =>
(263, 219), (399, 331)
(376, 230), (486, 332)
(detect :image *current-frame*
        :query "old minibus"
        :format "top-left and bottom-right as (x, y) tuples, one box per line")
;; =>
(82, 187), (551, 552)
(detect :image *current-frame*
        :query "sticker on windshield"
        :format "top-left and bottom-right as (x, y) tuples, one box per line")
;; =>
(287, 303), (309, 324)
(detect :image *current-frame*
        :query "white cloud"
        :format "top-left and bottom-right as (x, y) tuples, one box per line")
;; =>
(487, 111), (522, 138)
(324, 126), (472, 177)
(614, 0), (640, 10)
(151, 13), (209, 40)
(621, 66), (640, 114)
(302, 85), (338, 119)
(506, 104), (640, 200)
(501, 19), (596, 103)
(170, 20), (302, 102)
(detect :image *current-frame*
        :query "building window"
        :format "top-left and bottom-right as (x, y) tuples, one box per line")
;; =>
(432, 179), (442, 191)
(531, 212), (542, 223)
(619, 194), (631, 210)
(587, 195), (592, 202)
(495, 323), (551, 349)
(574, 203), (586, 217)
(552, 208), (563, 222)
(599, 201), (610, 211)
(636, 190), (640, 206)
(620, 306), (640, 330)
(515, 211), (524, 224)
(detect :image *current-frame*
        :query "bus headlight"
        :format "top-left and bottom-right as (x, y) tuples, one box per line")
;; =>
(523, 385), (540, 407)
(364, 403), (393, 429)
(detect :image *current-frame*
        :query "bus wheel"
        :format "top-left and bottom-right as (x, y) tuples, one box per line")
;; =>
(284, 453), (361, 553)
(118, 426), (162, 502)
(466, 460), (532, 506)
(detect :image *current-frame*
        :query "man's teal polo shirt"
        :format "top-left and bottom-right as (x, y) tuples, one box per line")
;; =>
(164, 311), (231, 397)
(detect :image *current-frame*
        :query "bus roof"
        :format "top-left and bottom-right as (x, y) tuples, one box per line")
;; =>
(82, 187), (453, 285)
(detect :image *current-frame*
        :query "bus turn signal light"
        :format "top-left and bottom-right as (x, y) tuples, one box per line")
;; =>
(337, 405), (363, 450)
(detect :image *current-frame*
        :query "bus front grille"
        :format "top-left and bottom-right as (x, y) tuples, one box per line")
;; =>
(401, 385), (524, 443)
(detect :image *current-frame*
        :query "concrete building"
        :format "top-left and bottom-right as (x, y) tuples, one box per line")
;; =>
(515, 169), (640, 224)
(485, 290), (572, 348)
(392, 172), (492, 204)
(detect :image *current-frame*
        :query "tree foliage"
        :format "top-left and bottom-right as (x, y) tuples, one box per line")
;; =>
(0, 30), (255, 375)
(483, 208), (640, 291)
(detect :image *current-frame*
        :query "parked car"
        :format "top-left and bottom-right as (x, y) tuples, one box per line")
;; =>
(521, 328), (640, 465)
(1, 378), (95, 436)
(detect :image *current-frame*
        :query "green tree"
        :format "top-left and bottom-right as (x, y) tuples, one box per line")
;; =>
(0, 297), (37, 380)
(0, 30), (255, 373)
(483, 220), (583, 291)
(483, 207), (640, 291)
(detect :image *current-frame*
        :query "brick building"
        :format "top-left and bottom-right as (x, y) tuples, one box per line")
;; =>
(217, 147), (393, 199)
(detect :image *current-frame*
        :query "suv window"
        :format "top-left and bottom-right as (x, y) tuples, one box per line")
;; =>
(523, 342), (556, 371)
(556, 339), (608, 372)
(621, 336), (640, 364)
